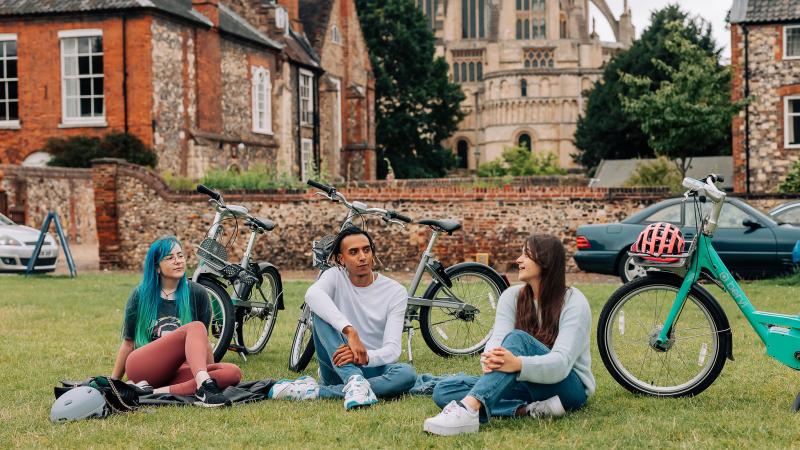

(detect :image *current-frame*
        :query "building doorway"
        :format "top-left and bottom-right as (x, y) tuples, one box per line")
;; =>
(457, 140), (469, 169)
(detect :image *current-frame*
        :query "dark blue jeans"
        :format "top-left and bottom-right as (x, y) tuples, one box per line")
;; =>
(432, 330), (587, 423)
(311, 313), (416, 399)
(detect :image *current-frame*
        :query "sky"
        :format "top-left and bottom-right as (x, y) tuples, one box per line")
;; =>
(590, 0), (732, 61)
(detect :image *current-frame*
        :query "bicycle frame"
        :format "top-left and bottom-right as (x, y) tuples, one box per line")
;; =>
(655, 226), (800, 370)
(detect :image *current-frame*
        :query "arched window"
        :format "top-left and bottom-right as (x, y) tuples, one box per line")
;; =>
(461, 62), (467, 82)
(518, 133), (532, 150)
(468, 62), (475, 81)
(477, 62), (483, 81)
(331, 25), (341, 44)
(524, 0), (530, 10)
(453, 63), (459, 82)
(461, 0), (485, 38)
(516, 20), (522, 39)
(457, 140), (469, 169)
(251, 66), (272, 134)
(516, 0), (522, 9)
(524, 19), (530, 39)
(520, 79), (527, 97)
(560, 15), (567, 39)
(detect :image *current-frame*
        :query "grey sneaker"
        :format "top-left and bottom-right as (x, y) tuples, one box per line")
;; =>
(343, 375), (377, 410)
(525, 395), (566, 418)
(194, 378), (231, 407)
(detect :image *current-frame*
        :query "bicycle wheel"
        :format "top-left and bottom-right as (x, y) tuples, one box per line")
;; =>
(196, 277), (236, 362)
(237, 266), (282, 354)
(597, 274), (730, 397)
(288, 302), (316, 372)
(420, 262), (508, 357)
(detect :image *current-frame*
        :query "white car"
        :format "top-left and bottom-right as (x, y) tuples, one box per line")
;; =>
(0, 213), (59, 273)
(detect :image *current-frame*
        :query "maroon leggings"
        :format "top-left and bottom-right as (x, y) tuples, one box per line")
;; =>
(125, 321), (242, 395)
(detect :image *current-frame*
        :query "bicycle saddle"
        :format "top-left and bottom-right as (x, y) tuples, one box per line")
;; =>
(250, 216), (275, 232)
(418, 218), (462, 234)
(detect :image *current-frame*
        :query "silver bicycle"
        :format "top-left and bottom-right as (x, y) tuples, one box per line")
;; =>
(192, 185), (284, 362)
(288, 180), (509, 372)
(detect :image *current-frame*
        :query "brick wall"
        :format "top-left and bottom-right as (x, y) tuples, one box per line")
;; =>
(91, 159), (675, 272)
(731, 22), (800, 192)
(0, 164), (96, 244)
(0, 14), (154, 164)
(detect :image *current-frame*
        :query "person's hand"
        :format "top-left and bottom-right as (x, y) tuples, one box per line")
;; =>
(343, 327), (369, 365)
(333, 344), (355, 366)
(481, 346), (522, 373)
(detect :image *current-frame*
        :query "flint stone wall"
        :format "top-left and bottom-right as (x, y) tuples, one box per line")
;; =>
(0, 165), (96, 244)
(96, 159), (672, 272)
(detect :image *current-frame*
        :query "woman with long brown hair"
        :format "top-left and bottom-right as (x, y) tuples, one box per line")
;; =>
(423, 234), (594, 436)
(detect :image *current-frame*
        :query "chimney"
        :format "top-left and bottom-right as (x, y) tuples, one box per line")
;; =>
(192, 0), (220, 27)
(276, 0), (303, 33)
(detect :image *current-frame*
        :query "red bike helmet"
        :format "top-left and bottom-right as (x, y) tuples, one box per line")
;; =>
(631, 222), (685, 263)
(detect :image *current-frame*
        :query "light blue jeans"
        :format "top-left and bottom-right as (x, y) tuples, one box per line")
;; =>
(311, 313), (416, 399)
(432, 329), (587, 423)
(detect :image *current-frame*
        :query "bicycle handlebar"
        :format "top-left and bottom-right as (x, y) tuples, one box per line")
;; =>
(197, 184), (222, 202)
(307, 179), (336, 196)
(682, 175), (725, 203)
(387, 210), (412, 224)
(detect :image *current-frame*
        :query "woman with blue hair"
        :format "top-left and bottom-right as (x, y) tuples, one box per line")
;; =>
(110, 236), (241, 407)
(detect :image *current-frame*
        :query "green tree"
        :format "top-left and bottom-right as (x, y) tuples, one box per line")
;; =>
(624, 156), (683, 193)
(573, 5), (722, 174)
(355, 0), (465, 178)
(620, 22), (745, 178)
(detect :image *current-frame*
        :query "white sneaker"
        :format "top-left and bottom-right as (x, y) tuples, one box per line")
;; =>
(343, 375), (377, 410)
(525, 395), (566, 418)
(268, 376), (319, 401)
(423, 400), (480, 436)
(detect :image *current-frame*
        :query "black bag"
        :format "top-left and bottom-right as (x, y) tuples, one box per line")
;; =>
(55, 376), (147, 414)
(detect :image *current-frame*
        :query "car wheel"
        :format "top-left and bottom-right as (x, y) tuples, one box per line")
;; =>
(617, 252), (648, 283)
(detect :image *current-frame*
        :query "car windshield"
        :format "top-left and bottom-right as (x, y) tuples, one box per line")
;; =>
(0, 213), (14, 226)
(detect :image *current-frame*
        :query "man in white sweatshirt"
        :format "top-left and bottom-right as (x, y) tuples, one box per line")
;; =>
(269, 227), (416, 410)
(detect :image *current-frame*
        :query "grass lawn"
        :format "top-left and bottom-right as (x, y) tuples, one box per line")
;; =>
(3, 273), (800, 448)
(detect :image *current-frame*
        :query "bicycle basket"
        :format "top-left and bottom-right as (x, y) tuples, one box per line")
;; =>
(197, 237), (229, 272)
(312, 234), (337, 270)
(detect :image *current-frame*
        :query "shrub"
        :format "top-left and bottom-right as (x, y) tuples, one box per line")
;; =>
(477, 146), (566, 177)
(46, 132), (157, 168)
(779, 159), (800, 193)
(45, 136), (101, 168)
(623, 156), (683, 192)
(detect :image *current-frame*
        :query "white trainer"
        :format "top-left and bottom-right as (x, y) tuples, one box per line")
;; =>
(423, 400), (480, 436)
(343, 375), (377, 410)
(268, 376), (319, 401)
(525, 395), (566, 418)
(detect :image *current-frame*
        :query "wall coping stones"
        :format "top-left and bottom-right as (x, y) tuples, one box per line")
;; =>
(0, 164), (92, 180)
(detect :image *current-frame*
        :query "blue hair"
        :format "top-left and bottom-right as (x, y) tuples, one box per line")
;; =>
(132, 236), (193, 348)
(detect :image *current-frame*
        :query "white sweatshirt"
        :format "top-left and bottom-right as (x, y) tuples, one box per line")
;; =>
(304, 267), (408, 367)
(485, 284), (596, 396)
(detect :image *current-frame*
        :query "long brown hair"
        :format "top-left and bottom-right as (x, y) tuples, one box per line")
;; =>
(515, 234), (568, 348)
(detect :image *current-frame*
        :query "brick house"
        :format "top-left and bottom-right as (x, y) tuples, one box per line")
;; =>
(730, 0), (800, 193)
(0, 0), (376, 180)
(299, 0), (376, 180)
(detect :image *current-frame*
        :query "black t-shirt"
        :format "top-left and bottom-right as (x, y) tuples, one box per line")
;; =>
(122, 281), (211, 344)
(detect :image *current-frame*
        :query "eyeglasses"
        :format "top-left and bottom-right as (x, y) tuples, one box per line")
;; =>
(162, 253), (186, 264)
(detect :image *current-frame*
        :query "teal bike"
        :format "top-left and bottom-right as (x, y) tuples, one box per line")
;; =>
(597, 174), (800, 405)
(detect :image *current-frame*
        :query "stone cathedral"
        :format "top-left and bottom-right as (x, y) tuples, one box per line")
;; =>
(417, 0), (634, 170)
